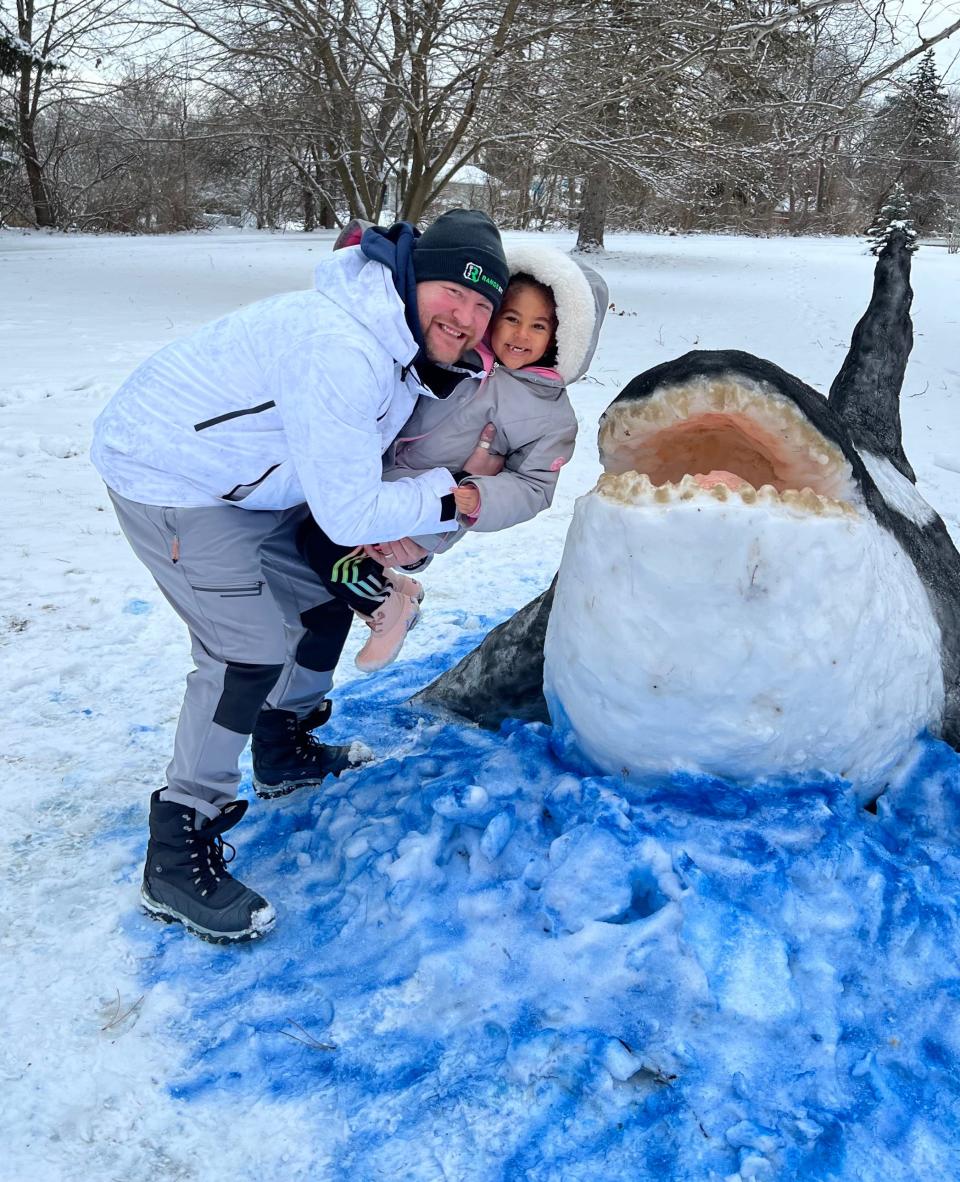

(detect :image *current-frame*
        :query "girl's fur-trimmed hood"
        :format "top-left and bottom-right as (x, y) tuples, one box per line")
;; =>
(504, 243), (608, 385)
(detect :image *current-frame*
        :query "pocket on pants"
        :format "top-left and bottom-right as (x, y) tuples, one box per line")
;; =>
(189, 582), (265, 598)
(186, 578), (286, 664)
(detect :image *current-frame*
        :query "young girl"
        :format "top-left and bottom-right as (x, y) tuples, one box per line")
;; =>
(299, 244), (608, 671)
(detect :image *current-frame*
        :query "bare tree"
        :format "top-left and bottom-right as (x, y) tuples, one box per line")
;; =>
(4, 0), (151, 226)
(6, 0), (960, 237)
(555, 0), (960, 246)
(146, 0), (616, 224)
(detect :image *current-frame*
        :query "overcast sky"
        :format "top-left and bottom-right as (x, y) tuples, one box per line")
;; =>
(901, 0), (960, 81)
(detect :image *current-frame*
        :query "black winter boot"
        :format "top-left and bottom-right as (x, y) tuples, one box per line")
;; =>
(251, 702), (361, 800)
(141, 791), (276, 943)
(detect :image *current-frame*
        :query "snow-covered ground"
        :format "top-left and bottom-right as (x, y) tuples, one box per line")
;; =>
(3, 228), (960, 1181)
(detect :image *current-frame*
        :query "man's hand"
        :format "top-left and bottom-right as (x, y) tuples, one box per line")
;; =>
(452, 483), (481, 517)
(363, 538), (428, 566)
(462, 423), (504, 477)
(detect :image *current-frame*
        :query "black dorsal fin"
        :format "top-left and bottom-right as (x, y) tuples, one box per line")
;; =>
(828, 229), (916, 481)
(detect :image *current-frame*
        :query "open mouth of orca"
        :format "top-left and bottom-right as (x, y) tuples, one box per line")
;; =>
(597, 375), (860, 515)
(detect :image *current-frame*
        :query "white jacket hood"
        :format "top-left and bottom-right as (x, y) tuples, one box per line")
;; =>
(314, 246), (418, 367)
(504, 244), (609, 384)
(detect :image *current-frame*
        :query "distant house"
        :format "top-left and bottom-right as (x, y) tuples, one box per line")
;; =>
(441, 164), (496, 207)
(380, 162), (501, 223)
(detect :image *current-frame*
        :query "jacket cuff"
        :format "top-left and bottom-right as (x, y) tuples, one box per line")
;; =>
(420, 466), (456, 497)
(400, 554), (432, 572)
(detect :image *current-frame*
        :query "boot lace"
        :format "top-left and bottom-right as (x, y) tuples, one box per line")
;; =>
(184, 824), (237, 897)
(294, 715), (334, 767)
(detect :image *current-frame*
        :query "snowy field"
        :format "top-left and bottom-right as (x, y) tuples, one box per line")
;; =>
(3, 227), (960, 1181)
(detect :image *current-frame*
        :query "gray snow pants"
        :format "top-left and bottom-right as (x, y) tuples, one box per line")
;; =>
(109, 491), (353, 818)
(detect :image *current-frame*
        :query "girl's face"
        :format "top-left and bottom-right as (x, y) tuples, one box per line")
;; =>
(491, 283), (556, 370)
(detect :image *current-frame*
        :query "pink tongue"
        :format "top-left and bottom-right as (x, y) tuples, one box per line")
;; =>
(694, 470), (745, 491)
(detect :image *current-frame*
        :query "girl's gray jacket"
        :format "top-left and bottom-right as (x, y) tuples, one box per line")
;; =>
(386, 244), (608, 552)
(90, 246), (462, 546)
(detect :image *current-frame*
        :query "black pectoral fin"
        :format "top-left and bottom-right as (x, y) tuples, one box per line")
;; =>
(413, 579), (556, 729)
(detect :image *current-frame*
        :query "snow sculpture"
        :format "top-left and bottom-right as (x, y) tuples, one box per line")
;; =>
(416, 231), (960, 794)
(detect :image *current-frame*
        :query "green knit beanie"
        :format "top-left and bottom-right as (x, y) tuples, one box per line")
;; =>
(412, 209), (508, 310)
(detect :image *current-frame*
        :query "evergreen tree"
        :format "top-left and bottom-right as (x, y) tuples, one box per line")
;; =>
(861, 50), (955, 233)
(1, 22), (61, 217)
(0, 26), (25, 172)
(908, 51), (951, 156)
(866, 182), (918, 254)
(902, 50), (954, 230)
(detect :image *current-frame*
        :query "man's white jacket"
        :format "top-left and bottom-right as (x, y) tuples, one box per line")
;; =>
(91, 247), (462, 545)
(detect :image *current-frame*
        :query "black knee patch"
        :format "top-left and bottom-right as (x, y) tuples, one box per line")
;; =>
(297, 600), (353, 672)
(214, 661), (284, 734)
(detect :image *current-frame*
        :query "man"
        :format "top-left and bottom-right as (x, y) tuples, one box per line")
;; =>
(91, 209), (509, 944)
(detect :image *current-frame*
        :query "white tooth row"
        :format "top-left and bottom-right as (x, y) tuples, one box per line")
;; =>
(598, 376), (856, 500)
(596, 471), (855, 515)
(602, 376), (810, 435)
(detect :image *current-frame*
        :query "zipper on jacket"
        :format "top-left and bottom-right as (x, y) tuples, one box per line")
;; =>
(194, 401), (276, 432)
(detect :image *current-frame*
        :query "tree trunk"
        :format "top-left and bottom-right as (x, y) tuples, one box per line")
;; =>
(318, 192), (335, 229)
(576, 164), (609, 251)
(302, 150), (336, 230)
(18, 66), (55, 227)
(517, 159), (533, 228)
(815, 132), (841, 219)
(815, 150), (826, 215)
(19, 127), (55, 227)
(400, 171), (432, 224)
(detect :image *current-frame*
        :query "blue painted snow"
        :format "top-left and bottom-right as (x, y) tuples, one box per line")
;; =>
(121, 632), (960, 1181)
(123, 598), (152, 615)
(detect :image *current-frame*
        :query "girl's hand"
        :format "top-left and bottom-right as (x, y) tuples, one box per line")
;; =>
(363, 538), (428, 566)
(453, 483), (481, 517)
(462, 423), (504, 476)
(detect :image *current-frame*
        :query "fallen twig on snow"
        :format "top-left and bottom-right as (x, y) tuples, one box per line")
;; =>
(281, 1018), (337, 1052)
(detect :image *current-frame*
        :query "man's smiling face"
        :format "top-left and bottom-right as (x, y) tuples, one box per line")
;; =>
(416, 281), (494, 365)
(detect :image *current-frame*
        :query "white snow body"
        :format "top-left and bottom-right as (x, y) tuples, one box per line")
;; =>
(544, 483), (944, 792)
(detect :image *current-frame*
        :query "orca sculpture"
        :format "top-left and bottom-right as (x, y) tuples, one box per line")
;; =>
(415, 231), (960, 792)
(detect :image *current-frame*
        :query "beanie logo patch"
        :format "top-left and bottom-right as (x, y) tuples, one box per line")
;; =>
(463, 261), (504, 297)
